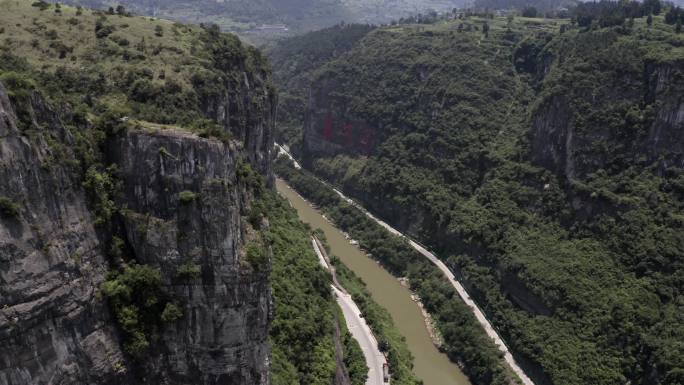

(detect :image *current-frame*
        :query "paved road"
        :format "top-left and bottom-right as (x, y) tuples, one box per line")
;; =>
(277, 143), (534, 385)
(311, 237), (387, 385)
(312, 238), (330, 270)
(333, 286), (387, 385)
(275, 143), (302, 169)
(326, 186), (536, 385)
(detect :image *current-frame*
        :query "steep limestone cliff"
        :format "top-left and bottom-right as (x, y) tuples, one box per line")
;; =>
(0, 71), (273, 384)
(0, 2), (283, 383)
(530, 56), (684, 182)
(108, 127), (271, 385)
(645, 59), (684, 169)
(0, 84), (128, 385)
(303, 78), (378, 166)
(198, 71), (277, 187)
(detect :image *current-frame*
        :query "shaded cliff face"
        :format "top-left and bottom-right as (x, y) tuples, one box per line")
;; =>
(198, 68), (277, 187)
(0, 85), (128, 385)
(303, 78), (378, 165)
(530, 33), (684, 181)
(645, 59), (684, 168)
(266, 23), (376, 159)
(108, 128), (272, 385)
(0, 78), (273, 385)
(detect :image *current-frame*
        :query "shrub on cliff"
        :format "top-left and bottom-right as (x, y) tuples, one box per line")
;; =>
(246, 240), (268, 272)
(178, 190), (198, 204)
(0, 196), (20, 218)
(31, 0), (50, 11)
(161, 303), (183, 323)
(83, 165), (119, 226)
(102, 264), (170, 358)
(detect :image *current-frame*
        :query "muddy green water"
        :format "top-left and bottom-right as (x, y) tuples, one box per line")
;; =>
(276, 178), (471, 385)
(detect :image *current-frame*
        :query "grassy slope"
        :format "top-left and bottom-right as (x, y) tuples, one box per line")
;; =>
(0, 0), (272, 138)
(1, 0), (196, 81)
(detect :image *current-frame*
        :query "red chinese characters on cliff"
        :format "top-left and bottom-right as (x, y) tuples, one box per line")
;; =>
(323, 113), (334, 140)
(359, 126), (375, 154)
(343, 123), (354, 146)
(320, 112), (375, 155)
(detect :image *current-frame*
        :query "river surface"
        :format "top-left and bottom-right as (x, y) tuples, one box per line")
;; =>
(276, 179), (471, 385)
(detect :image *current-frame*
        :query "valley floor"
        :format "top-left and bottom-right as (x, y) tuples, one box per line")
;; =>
(327, 179), (534, 385)
(275, 146), (533, 384)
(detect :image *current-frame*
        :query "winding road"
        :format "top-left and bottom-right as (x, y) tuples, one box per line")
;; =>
(277, 144), (535, 385)
(311, 238), (388, 385)
(328, 186), (535, 385)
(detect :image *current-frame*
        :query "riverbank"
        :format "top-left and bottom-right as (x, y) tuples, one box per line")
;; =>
(277, 178), (470, 385)
(275, 157), (521, 385)
(312, 235), (388, 385)
(397, 278), (444, 349)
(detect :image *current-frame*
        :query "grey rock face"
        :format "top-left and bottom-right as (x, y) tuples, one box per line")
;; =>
(0, 76), (272, 385)
(303, 78), (378, 166)
(530, 59), (684, 180)
(0, 84), (128, 385)
(645, 60), (684, 169)
(108, 128), (271, 385)
(199, 72), (277, 187)
(529, 96), (575, 180)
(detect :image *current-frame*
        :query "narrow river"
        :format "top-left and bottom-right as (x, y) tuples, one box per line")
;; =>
(276, 179), (471, 385)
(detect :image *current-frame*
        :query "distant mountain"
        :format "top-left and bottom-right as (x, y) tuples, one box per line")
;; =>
(474, 0), (684, 12)
(54, 0), (467, 41)
(473, 0), (575, 12)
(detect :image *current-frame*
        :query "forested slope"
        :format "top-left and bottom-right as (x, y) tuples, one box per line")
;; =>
(267, 23), (376, 157)
(273, 8), (684, 385)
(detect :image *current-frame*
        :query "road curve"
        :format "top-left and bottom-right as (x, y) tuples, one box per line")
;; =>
(311, 237), (388, 385)
(276, 145), (534, 385)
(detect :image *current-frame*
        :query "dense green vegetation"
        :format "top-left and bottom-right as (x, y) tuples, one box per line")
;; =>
(277, 159), (515, 385)
(101, 264), (179, 358)
(473, 0), (570, 14)
(255, 185), (370, 385)
(572, 0), (664, 27)
(314, 231), (421, 385)
(258, 189), (336, 385)
(273, 6), (684, 385)
(267, 23), (375, 157)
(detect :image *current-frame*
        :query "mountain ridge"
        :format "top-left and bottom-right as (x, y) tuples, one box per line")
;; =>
(272, 9), (684, 385)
